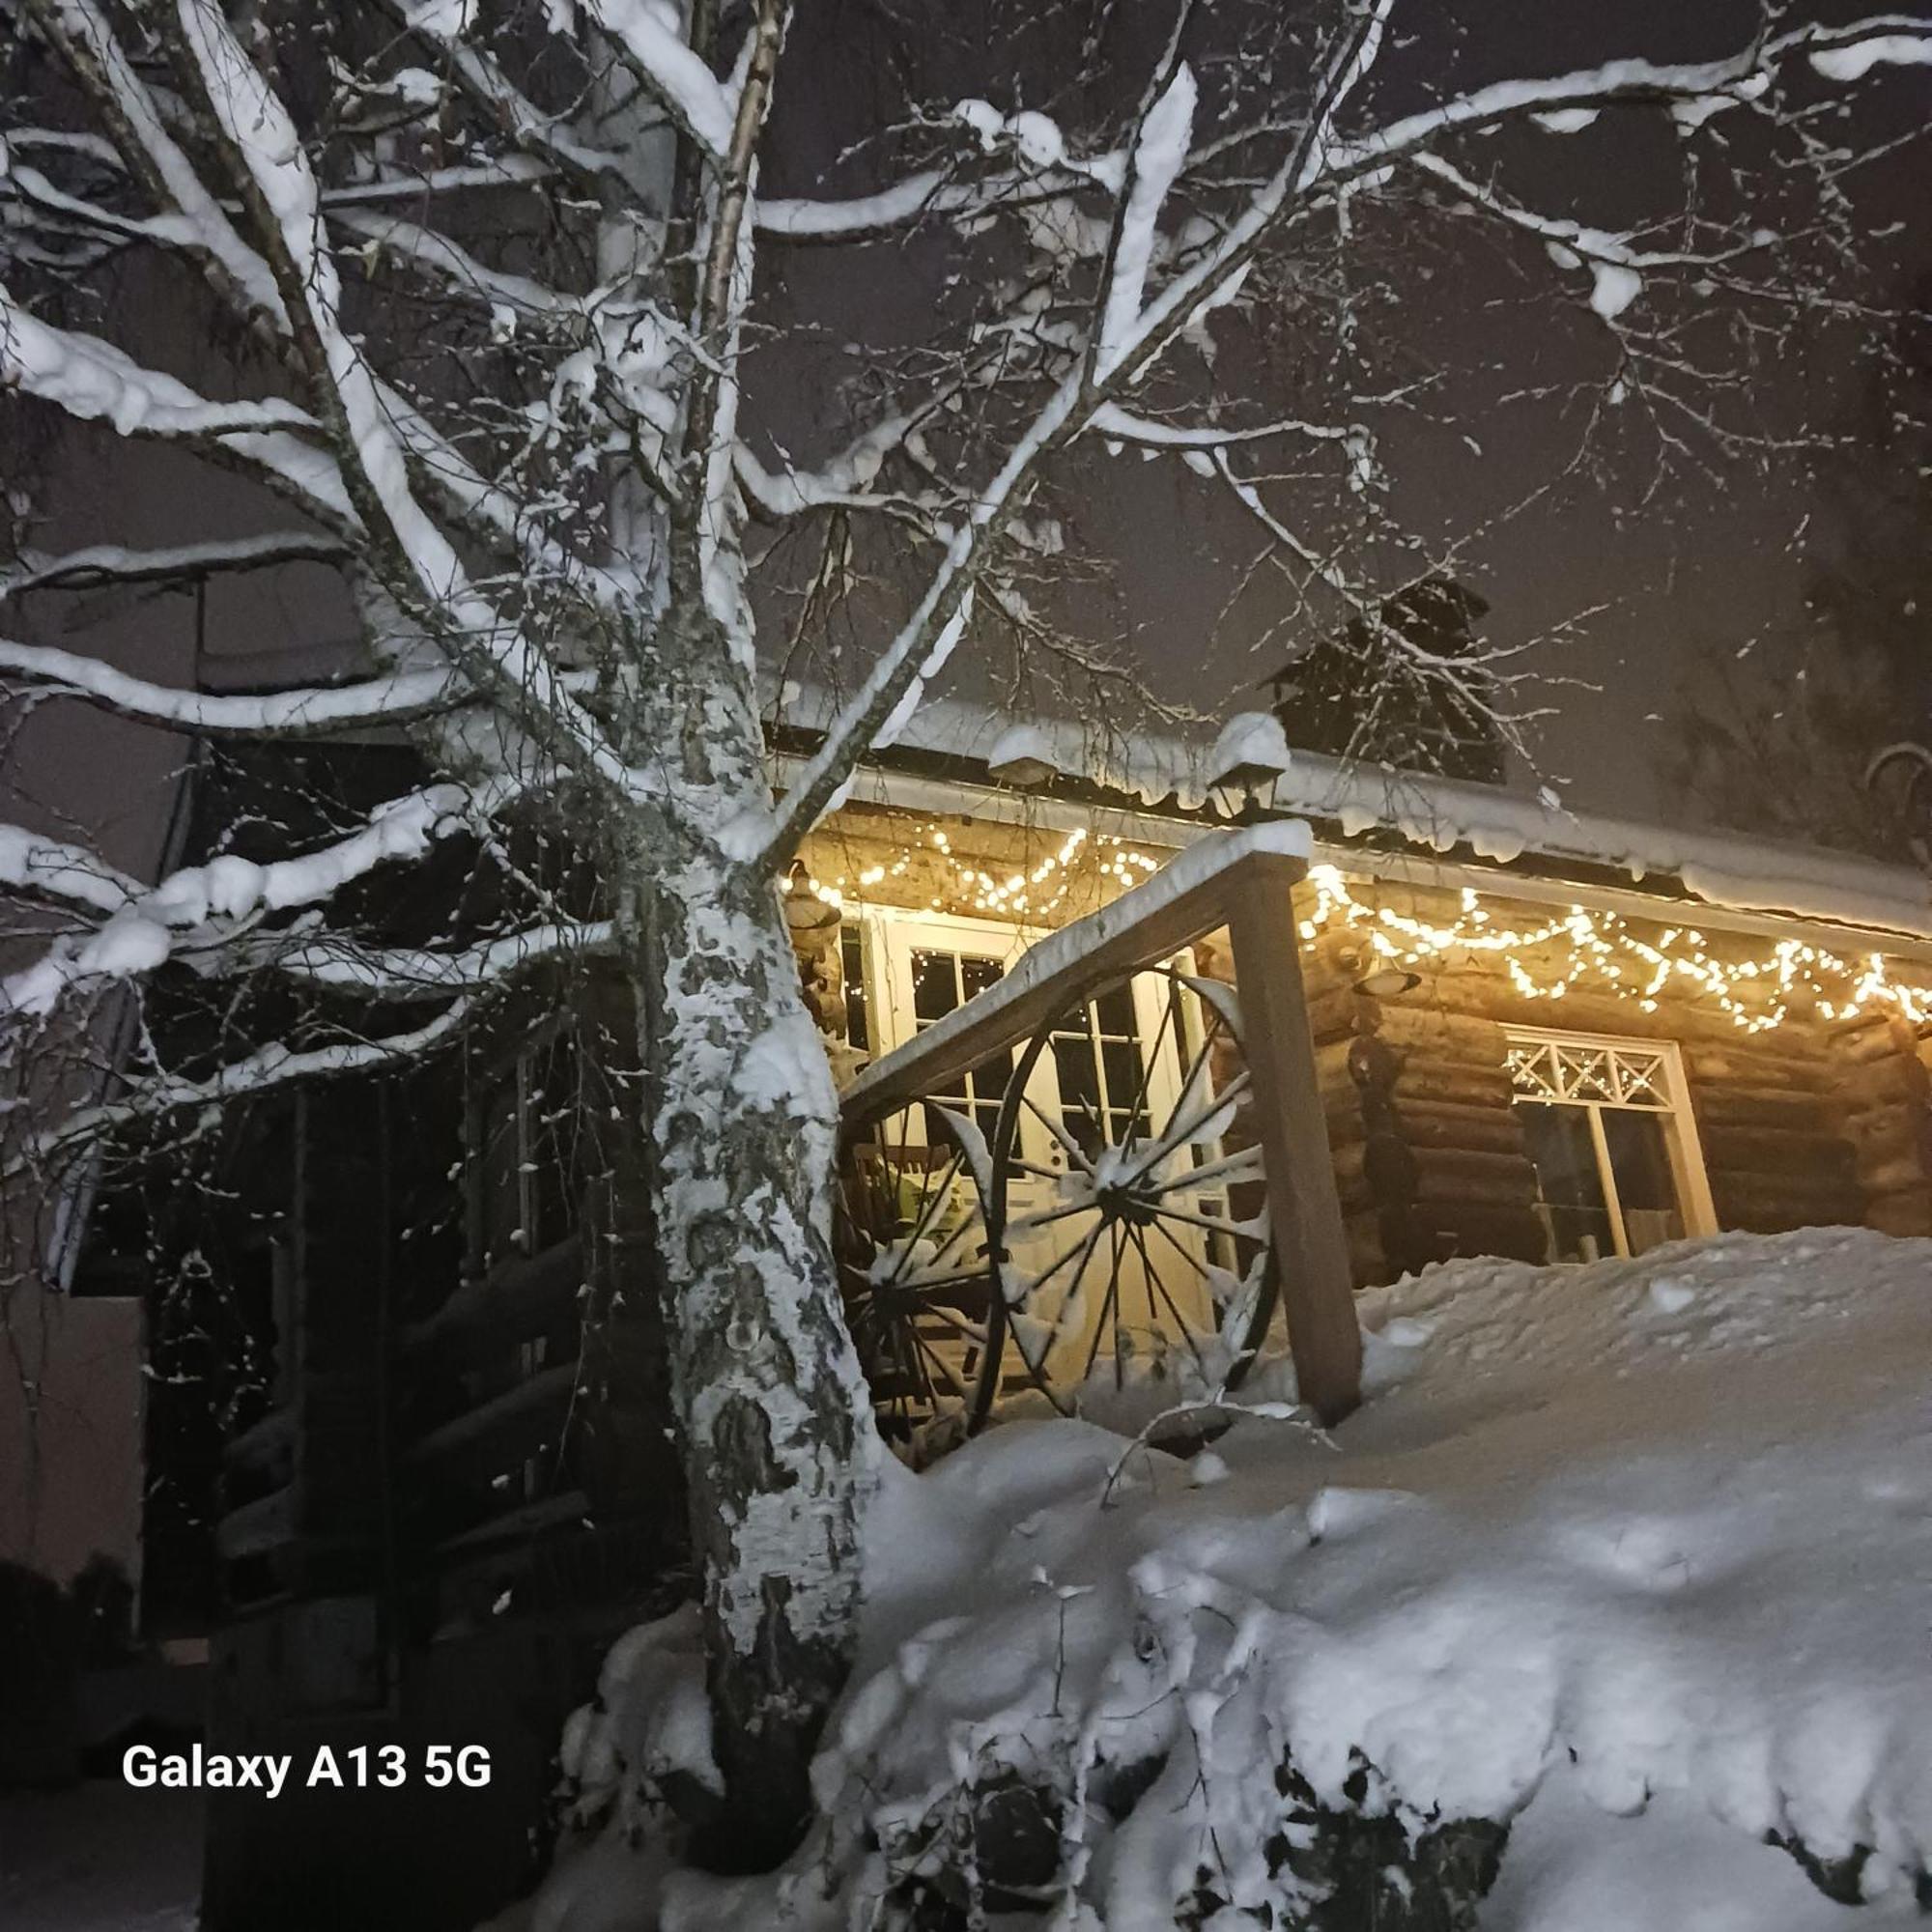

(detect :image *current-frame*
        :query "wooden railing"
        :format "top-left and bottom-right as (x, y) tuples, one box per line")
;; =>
(841, 822), (1363, 1425)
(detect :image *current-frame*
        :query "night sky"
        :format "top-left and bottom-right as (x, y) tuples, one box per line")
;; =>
(756, 0), (1932, 825)
(5, 0), (1930, 876)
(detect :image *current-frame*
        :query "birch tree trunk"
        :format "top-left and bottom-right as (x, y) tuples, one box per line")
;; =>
(610, 604), (877, 1861)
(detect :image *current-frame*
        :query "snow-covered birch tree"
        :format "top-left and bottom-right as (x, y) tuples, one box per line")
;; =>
(3, 0), (1928, 1861)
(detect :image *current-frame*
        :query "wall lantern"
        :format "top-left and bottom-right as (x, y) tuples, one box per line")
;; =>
(1208, 710), (1295, 819)
(986, 721), (1063, 789)
(1354, 967), (1424, 999)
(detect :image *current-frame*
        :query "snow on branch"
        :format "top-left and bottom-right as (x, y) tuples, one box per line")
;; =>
(760, 8), (1404, 864)
(170, 0), (637, 798)
(575, 0), (735, 161)
(251, 919), (615, 1000)
(1411, 151), (1776, 324)
(0, 824), (145, 918)
(1323, 16), (1932, 186)
(12, 1000), (477, 1178)
(1092, 404), (1361, 450)
(0, 778), (516, 1016)
(0, 288), (355, 527)
(1094, 63), (1198, 384)
(2, 533), (352, 597)
(755, 166), (1094, 242)
(330, 211), (571, 321)
(0, 638), (469, 737)
(1809, 32), (1932, 78)
(23, 0), (288, 327)
(368, 0), (622, 188)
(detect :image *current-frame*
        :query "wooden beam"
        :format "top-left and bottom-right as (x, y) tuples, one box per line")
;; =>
(1227, 853), (1363, 1426)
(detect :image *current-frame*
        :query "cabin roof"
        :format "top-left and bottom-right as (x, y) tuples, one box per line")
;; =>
(775, 689), (1932, 958)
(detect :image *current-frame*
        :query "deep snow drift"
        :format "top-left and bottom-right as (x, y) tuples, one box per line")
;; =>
(515, 1228), (1932, 1930)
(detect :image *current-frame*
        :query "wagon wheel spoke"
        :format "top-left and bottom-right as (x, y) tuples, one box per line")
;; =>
(1132, 1069), (1250, 1176)
(1117, 1197), (1259, 1240)
(1082, 1220), (1129, 1388)
(1009, 1156), (1073, 1183)
(1115, 981), (1178, 1156)
(1130, 1141), (1264, 1196)
(837, 1103), (999, 1447)
(1143, 1210), (1219, 1285)
(1127, 1215), (1211, 1375)
(1008, 1196), (1107, 1236)
(1006, 1206), (1106, 1310)
(987, 965), (1277, 1423)
(1022, 1092), (1094, 1174)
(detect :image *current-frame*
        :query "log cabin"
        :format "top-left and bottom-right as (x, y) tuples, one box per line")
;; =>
(18, 699), (1932, 1928)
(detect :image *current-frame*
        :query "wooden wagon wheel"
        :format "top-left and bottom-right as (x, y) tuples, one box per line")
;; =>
(984, 968), (1279, 1411)
(834, 1101), (1005, 1451)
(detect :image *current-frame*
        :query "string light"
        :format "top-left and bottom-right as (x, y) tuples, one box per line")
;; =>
(1301, 864), (1932, 1033)
(785, 822), (1161, 921)
(788, 838), (1930, 1032)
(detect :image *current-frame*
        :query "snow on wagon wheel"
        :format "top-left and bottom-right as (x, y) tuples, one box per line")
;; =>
(834, 1100), (1005, 1456)
(984, 968), (1279, 1415)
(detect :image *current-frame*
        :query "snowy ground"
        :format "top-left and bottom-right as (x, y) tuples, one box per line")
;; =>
(523, 1226), (1932, 1931)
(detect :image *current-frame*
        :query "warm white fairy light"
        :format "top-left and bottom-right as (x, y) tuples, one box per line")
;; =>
(805, 822), (1164, 921)
(1302, 864), (1932, 1033)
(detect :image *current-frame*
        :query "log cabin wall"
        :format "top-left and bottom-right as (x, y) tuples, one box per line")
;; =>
(1282, 875), (1923, 1283)
(1825, 1013), (1932, 1238)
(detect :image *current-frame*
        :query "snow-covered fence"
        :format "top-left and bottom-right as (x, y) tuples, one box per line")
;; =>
(840, 822), (1363, 1428)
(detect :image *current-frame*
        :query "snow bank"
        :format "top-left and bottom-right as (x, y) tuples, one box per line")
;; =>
(527, 1229), (1932, 1929)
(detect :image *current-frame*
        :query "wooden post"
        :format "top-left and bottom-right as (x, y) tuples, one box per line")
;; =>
(1226, 855), (1363, 1426)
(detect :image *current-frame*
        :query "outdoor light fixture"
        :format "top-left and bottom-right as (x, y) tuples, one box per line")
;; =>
(1354, 967), (1425, 999)
(1207, 710), (1295, 819)
(985, 722), (1062, 788)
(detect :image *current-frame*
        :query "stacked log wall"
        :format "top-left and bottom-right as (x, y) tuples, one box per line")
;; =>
(1310, 913), (1547, 1281)
(1268, 879), (1908, 1282)
(1823, 1013), (1932, 1237)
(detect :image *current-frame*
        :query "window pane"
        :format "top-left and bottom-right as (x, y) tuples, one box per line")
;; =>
(912, 950), (959, 1022)
(1518, 1101), (1615, 1264)
(959, 954), (1004, 1002)
(841, 926), (869, 1053)
(1094, 981), (1138, 1038)
(1101, 1038), (1142, 1117)
(1051, 1036), (1105, 1158)
(970, 1046), (1015, 1113)
(1602, 1108), (1684, 1255)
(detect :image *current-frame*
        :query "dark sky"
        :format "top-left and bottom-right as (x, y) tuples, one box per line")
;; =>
(758, 0), (1932, 824)
(6, 0), (1930, 885)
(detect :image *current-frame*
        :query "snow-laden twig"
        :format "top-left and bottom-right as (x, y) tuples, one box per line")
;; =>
(0, 778), (518, 1012)
(1321, 15), (1932, 186)
(10, 1001), (477, 1178)
(0, 823), (145, 917)
(577, 0), (736, 161)
(761, 1), (1401, 864)
(240, 919), (617, 999)
(0, 638), (469, 736)
(1, 533), (351, 596)
(1093, 63), (1198, 383)
(22, 0), (287, 327)
(170, 0), (639, 799)
(0, 288), (354, 528)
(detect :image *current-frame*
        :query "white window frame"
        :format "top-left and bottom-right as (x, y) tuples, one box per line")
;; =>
(1504, 1025), (1719, 1259)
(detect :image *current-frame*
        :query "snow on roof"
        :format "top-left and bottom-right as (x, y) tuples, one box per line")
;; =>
(783, 689), (1932, 949)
